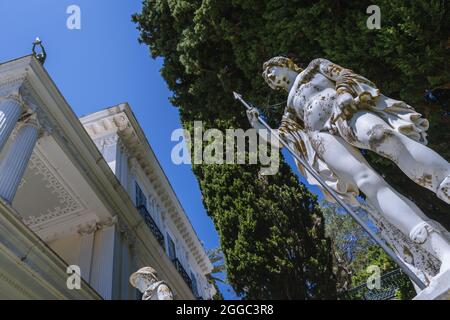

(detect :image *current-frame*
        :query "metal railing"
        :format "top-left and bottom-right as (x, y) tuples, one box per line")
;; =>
(339, 269), (409, 300)
(137, 205), (165, 248)
(137, 205), (202, 298)
(172, 258), (193, 292)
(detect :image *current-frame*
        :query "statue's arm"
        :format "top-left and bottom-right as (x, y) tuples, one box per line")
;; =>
(246, 108), (282, 148)
(312, 58), (379, 99)
(310, 58), (378, 121)
(157, 284), (173, 300)
(308, 58), (353, 91)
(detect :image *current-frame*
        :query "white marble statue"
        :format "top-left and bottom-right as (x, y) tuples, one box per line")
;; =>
(247, 56), (450, 285)
(129, 267), (174, 300)
(360, 201), (443, 287)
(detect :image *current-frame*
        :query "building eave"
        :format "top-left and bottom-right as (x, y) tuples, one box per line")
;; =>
(80, 104), (214, 275)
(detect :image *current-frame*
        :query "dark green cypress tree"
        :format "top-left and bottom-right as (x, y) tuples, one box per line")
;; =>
(133, 0), (336, 299)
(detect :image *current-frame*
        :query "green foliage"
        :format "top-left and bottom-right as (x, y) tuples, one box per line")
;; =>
(205, 247), (226, 300)
(323, 203), (372, 292)
(323, 203), (415, 299)
(133, 0), (449, 299)
(206, 247), (226, 289)
(351, 246), (416, 300)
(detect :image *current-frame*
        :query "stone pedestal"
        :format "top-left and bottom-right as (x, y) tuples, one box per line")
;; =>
(414, 269), (450, 300)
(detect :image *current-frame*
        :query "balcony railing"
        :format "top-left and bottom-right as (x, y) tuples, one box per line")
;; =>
(137, 205), (165, 248)
(338, 269), (410, 300)
(172, 258), (193, 292)
(137, 205), (201, 298)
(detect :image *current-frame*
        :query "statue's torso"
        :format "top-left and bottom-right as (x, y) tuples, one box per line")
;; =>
(288, 72), (336, 131)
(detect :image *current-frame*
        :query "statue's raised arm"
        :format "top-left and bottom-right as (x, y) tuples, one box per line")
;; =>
(246, 106), (283, 149)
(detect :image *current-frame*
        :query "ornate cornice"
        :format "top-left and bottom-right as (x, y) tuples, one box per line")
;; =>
(80, 106), (213, 274)
(0, 73), (27, 102)
(113, 113), (131, 131)
(18, 79), (54, 135)
(0, 73), (54, 137)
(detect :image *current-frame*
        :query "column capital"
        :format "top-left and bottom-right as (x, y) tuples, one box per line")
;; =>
(0, 92), (26, 109)
(20, 113), (39, 128)
(17, 113), (48, 139)
(16, 104), (53, 138)
(97, 215), (118, 230)
(77, 221), (99, 236)
(0, 79), (37, 115)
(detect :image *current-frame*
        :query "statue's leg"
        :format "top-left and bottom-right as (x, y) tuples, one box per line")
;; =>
(349, 111), (450, 204)
(308, 130), (450, 275)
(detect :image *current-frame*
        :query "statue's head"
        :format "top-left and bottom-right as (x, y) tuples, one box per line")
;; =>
(129, 267), (158, 293)
(262, 56), (303, 92)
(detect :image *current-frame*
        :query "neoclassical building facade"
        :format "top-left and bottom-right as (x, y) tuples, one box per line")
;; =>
(0, 55), (216, 300)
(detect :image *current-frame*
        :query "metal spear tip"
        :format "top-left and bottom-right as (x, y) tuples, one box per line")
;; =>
(233, 91), (242, 100)
(33, 37), (41, 45)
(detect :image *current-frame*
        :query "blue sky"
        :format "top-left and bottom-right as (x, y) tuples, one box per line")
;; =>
(0, 0), (323, 299)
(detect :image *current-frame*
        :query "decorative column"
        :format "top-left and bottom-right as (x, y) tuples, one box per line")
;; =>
(0, 96), (23, 153)
(90, 217), (118, 299)
(77, 222), (98, 283)
(0, 119), (39, 203)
